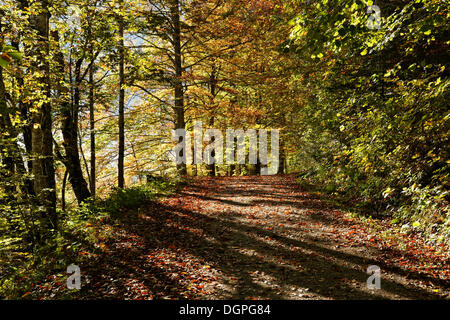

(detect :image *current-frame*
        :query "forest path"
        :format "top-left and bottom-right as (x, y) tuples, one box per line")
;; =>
(82, 175), (449, 300)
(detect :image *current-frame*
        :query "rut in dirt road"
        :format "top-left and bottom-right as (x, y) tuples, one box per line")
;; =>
(82, 175), (449, 300)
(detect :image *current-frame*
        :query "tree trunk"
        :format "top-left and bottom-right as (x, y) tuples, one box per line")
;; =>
(118, 2), (126, 188)
(52, 30), (91, 204)
(171, 0), (186, 175)
(207, 117), (216, 177)
(255, 158), (261, 176)
(229, 164), (235, 176)
(30, 2), (57, 231)
(207, 67), (217, 177)
(277, 139), (285, 175)
(61, 169), (68, 211)
(89, 55), (96, 197)
(191, 140), (197, 176)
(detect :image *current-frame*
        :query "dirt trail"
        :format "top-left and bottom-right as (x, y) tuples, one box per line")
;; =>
(80, 175), (449, 300)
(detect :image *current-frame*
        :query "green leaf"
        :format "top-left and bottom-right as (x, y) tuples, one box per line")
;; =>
(8, 51), (22, 61)
(0, 57), (9, 68)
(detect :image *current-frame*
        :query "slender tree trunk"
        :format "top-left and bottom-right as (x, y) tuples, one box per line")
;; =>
(171, 0), (186, 175)
(207, 117), (216, 177)
(277, 139), (285, 175)
(255, 158), (261, 176)
(207, 67), (217, 177)
(118, 2), (125, 188)
(89, 56), (96, 196)
(86, 8), (96, 196)
(68, 79), (91, 203)
(78, 125), (91, 186)
(229, 164), (235, 176)
(61, 169), (68, 211)
(191, 140), (197, 176)
(54, 31), (91, 204)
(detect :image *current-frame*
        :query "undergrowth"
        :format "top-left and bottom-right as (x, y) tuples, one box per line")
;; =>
(0, 177), (179, 299)
(297, 172), (449, 246)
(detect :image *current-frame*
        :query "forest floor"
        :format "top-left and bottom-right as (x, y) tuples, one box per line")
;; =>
(30, 175), (449, 300)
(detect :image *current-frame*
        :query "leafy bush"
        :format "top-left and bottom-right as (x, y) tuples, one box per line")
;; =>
(289, 0), (449, 239)
(393, 185), (449, 244)
(100, 177), (177, 216)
